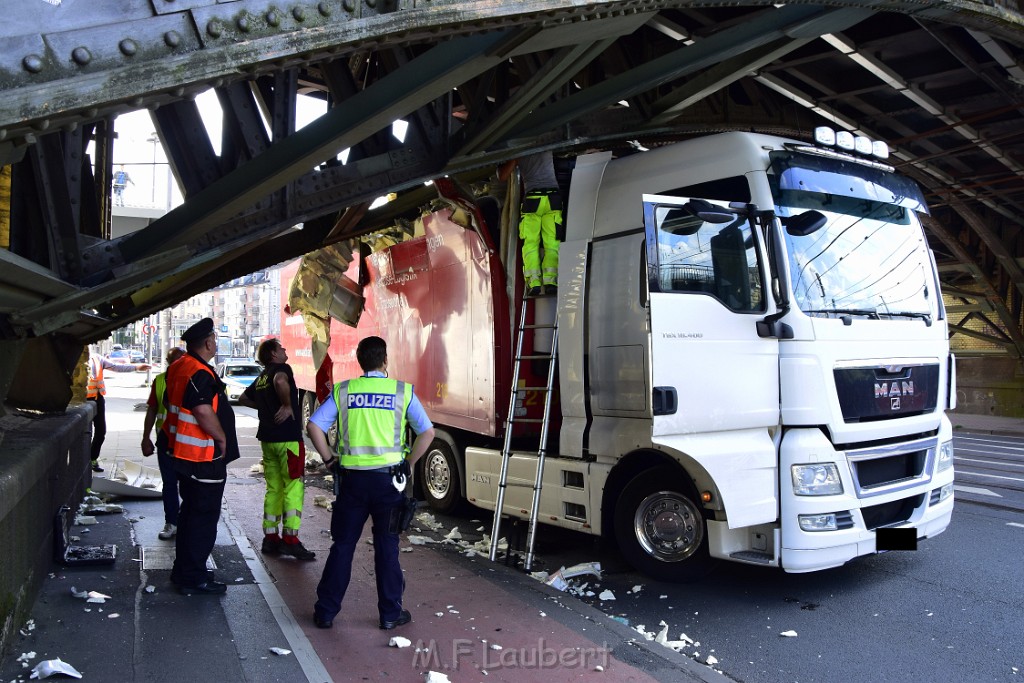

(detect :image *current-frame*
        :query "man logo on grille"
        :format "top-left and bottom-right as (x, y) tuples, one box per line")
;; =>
(891, 397), (901, 411)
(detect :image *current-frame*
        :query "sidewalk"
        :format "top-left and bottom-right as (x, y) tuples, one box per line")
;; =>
(0, 374), (722, 683)
(948, 411), (1024, 437)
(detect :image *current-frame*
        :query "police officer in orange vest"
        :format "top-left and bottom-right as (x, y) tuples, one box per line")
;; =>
(163, 318), (239, 595)
(86, 346), (150, 472)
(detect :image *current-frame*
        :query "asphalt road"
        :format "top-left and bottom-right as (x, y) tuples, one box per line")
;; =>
(100, 373), (1023, 682)
(424, 433), (1024, 683)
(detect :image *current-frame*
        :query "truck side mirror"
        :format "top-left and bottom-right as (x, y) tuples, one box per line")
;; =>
(781, 210), (827, 236)
(683, 199), (735, 224)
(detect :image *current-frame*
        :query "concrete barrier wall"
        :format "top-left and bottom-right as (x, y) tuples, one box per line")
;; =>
(953, 357), (1024, 418)
(0, 404), (92, 658)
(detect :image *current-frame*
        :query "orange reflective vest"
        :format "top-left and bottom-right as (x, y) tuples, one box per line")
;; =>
(164, 354), (220, 462)
(86, 355), (105, 399)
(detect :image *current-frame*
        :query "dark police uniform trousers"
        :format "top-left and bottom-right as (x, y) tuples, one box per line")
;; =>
(314, 468), (405, 623)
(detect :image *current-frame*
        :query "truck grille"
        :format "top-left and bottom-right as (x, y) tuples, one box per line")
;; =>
(834, 363), (939, 422)
(846, 436), (936, 498)
(854, 449), (926, 490)
(862, 494), (924, 530)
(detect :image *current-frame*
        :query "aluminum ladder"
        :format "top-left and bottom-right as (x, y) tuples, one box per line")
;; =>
(488, 288), (559, 571)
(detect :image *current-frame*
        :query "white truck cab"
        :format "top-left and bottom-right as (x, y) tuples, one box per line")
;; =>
(466, 129), (954, 579)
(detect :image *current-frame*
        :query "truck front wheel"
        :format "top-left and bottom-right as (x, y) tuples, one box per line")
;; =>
(613, 467), (715, 582)
(420, 439), (462, 514)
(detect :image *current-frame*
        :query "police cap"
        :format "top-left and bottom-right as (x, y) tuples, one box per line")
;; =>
(181, 317), (215, 344)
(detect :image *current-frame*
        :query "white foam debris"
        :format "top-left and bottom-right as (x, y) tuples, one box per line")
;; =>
(598, 589), (616, 601)
(107, 613), (119, 619)
(73, 516), (97, 525)
(415, 512), (444, 531)
(145, 586), (156, 593)
(706, 655), (719, 666)
(407, 535), (435, 545)
(29, 658), (81, 680)
(389, 636), (412, 648)
(629, 584), (643, 594)
(489, 644), (502, 651)
(249, 463), (264, 474)
(313, 495), (332, 510)
(424, 672), (451, 683)
(654, 622), (669, 645)
(780, 630), (798, 637)
(269, 647), (292, 656)
(444, 527), (462, 542)
(400, 547), (413, 553)
(594, 665), (604, 672)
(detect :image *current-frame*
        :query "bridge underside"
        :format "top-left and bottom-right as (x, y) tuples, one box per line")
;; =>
(2, 0), (1024, 410)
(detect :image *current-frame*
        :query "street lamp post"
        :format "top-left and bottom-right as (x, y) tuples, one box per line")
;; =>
(146, 132), (159, 206)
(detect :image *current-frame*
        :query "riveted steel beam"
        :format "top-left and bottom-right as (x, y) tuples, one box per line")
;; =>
(506, 6), (872, 141)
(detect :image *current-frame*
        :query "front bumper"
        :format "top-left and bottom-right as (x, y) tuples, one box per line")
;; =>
(779, 423), (955, 573)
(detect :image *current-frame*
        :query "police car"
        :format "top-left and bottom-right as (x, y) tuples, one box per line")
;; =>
(215, 359), (261, 401)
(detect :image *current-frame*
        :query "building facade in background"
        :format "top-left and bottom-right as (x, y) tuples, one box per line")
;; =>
(107, 267), (282, 364)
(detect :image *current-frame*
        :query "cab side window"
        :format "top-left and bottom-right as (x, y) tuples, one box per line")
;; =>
(650, 203), (764, 313)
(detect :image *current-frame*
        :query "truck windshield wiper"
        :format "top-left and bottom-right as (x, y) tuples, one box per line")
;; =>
(803, 308), (880, 319)
(882, 311), (933, 326)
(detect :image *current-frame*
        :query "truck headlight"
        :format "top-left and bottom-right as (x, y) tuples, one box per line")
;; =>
(799, 513), (838, 532)
(791, 463), (843, 496)
(936, 441), (953, 472)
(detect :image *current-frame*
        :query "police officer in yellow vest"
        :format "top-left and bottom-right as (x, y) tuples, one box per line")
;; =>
(308, 336), (435, 630)
(141, 347), (186, 541)
(163, 318), (240, 595)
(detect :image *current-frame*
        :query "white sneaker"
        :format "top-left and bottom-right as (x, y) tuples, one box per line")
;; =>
(158, 524), (177, 540)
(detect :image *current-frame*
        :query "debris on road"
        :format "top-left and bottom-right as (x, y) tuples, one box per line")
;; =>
(780, 630), (798, 637)
(29, 658), (82, 680)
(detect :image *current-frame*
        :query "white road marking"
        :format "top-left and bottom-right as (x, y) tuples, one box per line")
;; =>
(1007, 522), (1024, 529)
(956, 471), (1024, 484)
(953, 485), (1003, 498)
(954, 456), (1024, 470)
(953, 437), (1024, 452)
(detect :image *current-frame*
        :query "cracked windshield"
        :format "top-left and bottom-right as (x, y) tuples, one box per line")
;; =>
(772, 153), (934, 321)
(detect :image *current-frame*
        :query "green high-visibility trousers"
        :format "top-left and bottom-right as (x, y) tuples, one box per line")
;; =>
(519, 193), (561, 288)
(261, 441), (305, 537)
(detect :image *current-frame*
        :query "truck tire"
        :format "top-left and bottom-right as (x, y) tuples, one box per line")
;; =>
(300, 392), (316, 426)
(613, 466), (715, 582)
(304, 392), (339, 451)
(420, 438), (462, 514)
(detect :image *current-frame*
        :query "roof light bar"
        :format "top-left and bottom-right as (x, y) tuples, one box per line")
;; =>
(812, 126), (891, 160)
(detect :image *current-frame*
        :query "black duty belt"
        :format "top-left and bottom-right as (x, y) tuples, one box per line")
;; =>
(525, 188), (559, 195)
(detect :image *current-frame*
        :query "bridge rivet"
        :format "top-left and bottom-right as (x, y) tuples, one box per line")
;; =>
(72, 47), (92, 65)
(292, 6), (306, 21)
(207, 20), (223, 38)
(164, 31), (181, 47)
(237, 16), (250, 31)
(343, 0), (354, 10)
(266, 10), (280, 26)
(318, 2), (330, 15)
(22, 54), (44, 73)
(119, 39), (138, 56)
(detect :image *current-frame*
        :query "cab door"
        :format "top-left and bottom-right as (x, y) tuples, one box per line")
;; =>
(644, 194), (780, 527)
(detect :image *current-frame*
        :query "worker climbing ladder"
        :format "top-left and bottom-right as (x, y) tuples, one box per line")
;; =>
(488, 288), (559, 571)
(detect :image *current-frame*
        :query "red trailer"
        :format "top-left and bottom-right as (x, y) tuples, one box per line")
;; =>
(279, 192), (552, 511)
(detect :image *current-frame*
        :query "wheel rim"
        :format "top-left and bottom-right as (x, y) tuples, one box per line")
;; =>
(632, 490), (704, 562)
(424, 449), (451, 500)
